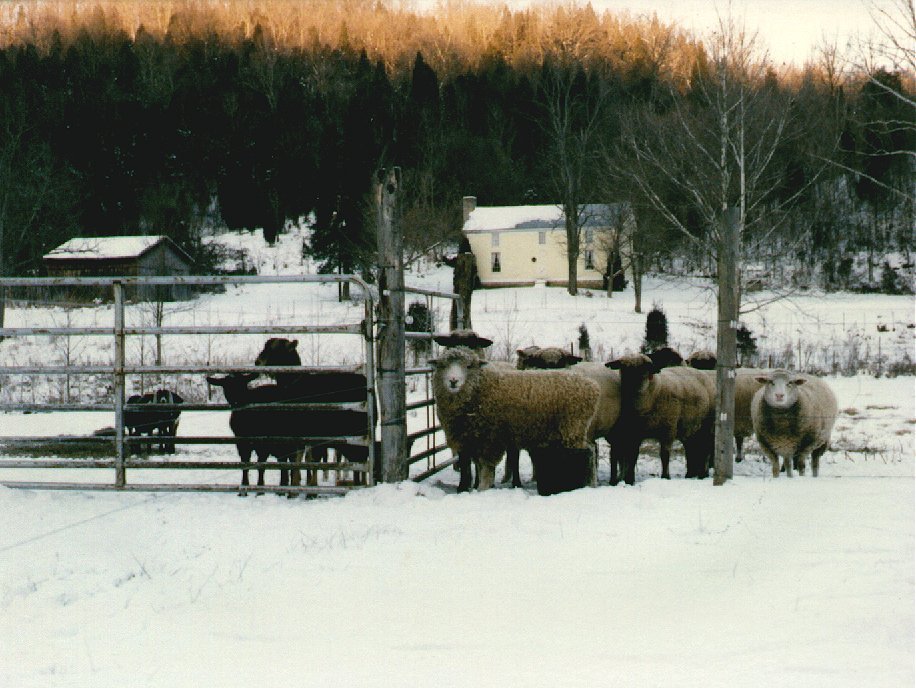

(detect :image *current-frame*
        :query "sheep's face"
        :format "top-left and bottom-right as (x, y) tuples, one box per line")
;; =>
(432, 350), (482, 395)
(440, 359), (470, 393)
(757, 370), (806, 409)
(606, 354), (659, 400)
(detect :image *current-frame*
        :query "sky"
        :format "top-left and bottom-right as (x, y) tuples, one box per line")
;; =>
(492, 0), (886, 67)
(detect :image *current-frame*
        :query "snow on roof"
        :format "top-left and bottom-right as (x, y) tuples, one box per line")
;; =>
(463, 204), (624, 232)
(43, 236), (168, 261)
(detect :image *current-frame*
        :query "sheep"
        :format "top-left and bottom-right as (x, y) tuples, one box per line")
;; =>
(433, 330), (493, 350)
(124, 389), (184, 455)
(253, 338), (375, 486)
(516, 345), (582, 370)
(750, 369), (838, 478)
(206, 373), (305, 492)
(430, 346), (600, 493)
(605, 353), (715, 484)
(647, 346), (685, 370)
(684, 351), (765, 465)
(513, 348), (621, 486)
(685, 350), (717, 370)
(433, 330), (505, 491)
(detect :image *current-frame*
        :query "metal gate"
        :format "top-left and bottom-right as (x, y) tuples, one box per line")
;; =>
(402, 285), (461, 483)
(0, 274), (376, 495)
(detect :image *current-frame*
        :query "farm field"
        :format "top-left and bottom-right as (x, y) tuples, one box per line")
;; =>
(0, 227), (913, 687)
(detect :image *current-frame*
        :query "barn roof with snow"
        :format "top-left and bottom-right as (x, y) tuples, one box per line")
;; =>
(42, 235), (193, 301)
(43, 236), (189, 262)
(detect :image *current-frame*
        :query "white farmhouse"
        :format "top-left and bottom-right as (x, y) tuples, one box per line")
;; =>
(461, 196), (632, 289)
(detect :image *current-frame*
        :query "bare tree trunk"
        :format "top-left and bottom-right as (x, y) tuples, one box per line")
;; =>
(632, 252), (643, 314)
(566, 207), (579, 295)
(714, 208), (740, 485)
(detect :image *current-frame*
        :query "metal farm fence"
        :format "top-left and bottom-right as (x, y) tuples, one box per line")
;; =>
(0, 274), (378, 496)
(403, 285), (462, 483)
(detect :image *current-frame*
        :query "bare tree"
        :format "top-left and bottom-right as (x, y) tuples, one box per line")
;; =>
(611, 13), (804, 483)
(537, 58), (606, 295)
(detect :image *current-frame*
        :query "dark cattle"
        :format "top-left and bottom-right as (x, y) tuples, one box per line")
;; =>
(206, 373), (304, 493)
(124, 389), (184, 454)
(254, 338), (375, 486)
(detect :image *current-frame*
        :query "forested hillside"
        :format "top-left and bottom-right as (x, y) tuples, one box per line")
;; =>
(0, 0), (912, 292)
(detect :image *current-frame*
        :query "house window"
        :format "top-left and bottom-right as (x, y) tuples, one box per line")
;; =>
(585, 229), (594, 244)
(491, 252), (501, 272)
(538, 231), (546, 245)
(584, 249), (595, 270)
(491, 232), (500, 247)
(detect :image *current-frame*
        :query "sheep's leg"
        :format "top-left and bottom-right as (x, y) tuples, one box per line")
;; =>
(784, 452), (795, 478)
(659, 443), (672, 479)
(811, 444), (826, 477)
(620, 438), (640, 486)
(503, 447), (522, 488)
(758, 439), (781, 478)
(735, 435), (745, 463)
(456, 453), (473, 493)
(587, 443), (598, 488)
(796, 453), (807, 476)
(477, 462), (497, 491)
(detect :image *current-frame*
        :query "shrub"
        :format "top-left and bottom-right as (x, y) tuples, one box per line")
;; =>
(640, 305), (668, 354)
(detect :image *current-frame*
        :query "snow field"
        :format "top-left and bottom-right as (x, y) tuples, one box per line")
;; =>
(0, 225), (913, 685)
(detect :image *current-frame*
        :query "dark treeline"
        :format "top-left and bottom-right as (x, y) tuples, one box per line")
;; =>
(0, 2), (912, 293)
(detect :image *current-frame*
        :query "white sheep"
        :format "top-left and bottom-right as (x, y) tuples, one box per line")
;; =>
(606, 353), (716, 484)
(685, 352), (766, 464)
(751, 369), (838, 478)
(431, 346), (600, 492)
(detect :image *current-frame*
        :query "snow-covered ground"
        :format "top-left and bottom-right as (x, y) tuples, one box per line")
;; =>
(0, 226), (913, 686)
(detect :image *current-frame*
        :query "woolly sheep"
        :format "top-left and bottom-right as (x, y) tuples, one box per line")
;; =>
(647, 346), (684, 370)
(433, 330), (503, 490)
(606, 353), (716, 484)
(685, 350), (717, 370)
(685, 351), (765, 464)
(510, 353), (621, 487)
(751, 369), (838, 478)
(431, 346), (600, 492)
(516, 345), (582, 370)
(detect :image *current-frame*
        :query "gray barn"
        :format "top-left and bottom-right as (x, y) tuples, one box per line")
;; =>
(43, 236), (193, 301)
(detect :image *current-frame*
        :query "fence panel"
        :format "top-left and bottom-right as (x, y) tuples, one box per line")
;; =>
(402, 285), (462, 483)
(0, 275), (376, 496)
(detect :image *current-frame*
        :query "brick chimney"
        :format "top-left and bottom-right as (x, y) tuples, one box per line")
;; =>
(462, 196), (477, 223)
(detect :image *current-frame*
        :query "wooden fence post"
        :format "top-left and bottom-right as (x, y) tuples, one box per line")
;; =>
(376, 168), (408, 482)
(714, 208), (739, 485)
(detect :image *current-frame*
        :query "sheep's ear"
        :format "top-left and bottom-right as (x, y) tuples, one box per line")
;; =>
(755, 375), (770, 384)
(426, 357), (438, 366)
(205, 376), (221, 386)
(793, 377), (807, 385)
(606, 359), (622, 370)
(288, 339), (299, 350)
(565, 354), (583, 365)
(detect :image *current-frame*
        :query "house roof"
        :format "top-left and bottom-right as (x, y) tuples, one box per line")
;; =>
(463, 203), (626, 233)
(43, 236), (188, 262)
